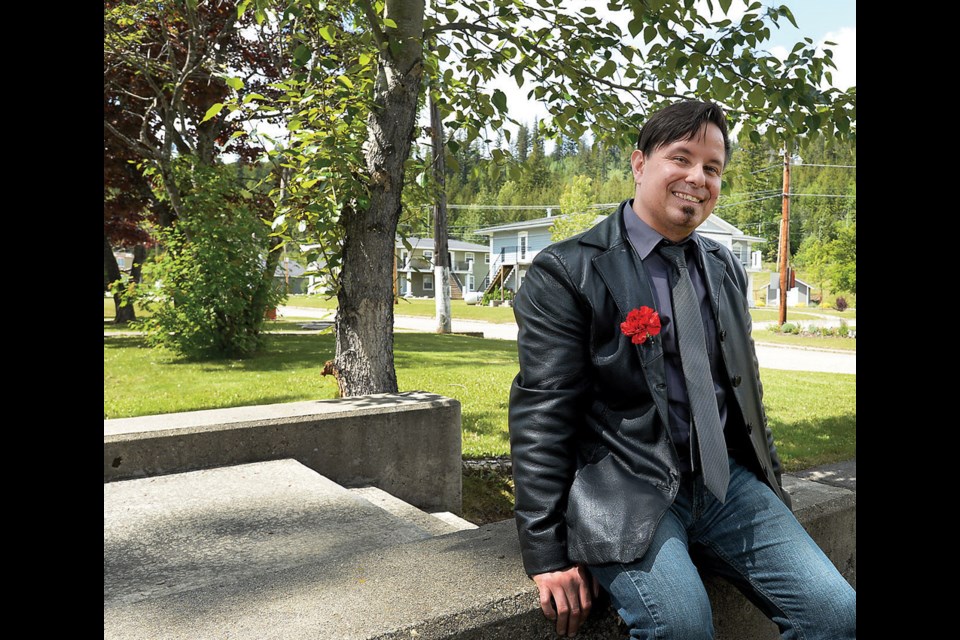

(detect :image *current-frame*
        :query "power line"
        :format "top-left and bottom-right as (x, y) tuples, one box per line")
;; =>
(747, 161), (856, 174)
(715, 194), (781, 209)
(793, 163), (856, 169)
(789, 193), (857, 199)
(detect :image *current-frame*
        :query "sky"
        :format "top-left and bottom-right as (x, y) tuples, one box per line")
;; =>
(762, 0), (856, 89)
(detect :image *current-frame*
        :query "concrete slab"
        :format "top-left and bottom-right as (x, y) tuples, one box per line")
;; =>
(104, 460), (433, 608)
(104, 473), (854, 639)
(792, 457), (857, 491)
(104, 392), (463, 513)
(347, 486), (475, 536)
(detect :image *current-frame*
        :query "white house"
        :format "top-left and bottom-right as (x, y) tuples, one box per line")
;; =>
(475, 209), (766, 299)
(395, 237), (490, 299)
(763, 272), (813, 307)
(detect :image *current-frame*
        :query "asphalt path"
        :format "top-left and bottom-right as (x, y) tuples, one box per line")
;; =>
(279, 306), (856, 375)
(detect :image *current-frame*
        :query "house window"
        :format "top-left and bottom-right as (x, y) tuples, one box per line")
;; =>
(466, 252), (475, 269)
(423, 250), (433, 263)
(484, 253), (490, 264)
(423, 275), (434, 290)
(518, 232), (528, 260)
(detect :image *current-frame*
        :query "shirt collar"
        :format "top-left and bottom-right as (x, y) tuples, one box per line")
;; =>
(622, 199), (699, 260)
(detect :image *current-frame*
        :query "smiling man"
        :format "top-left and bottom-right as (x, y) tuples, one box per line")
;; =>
(509, 100), (856, 638)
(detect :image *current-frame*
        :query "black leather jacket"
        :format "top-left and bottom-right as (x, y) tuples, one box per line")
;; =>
(509, 203), (790, 576)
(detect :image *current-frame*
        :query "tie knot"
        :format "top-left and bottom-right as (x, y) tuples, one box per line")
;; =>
(658, 243), (689, 271)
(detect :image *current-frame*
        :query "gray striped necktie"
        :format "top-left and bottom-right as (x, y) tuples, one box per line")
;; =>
(659, 243), (729, 502)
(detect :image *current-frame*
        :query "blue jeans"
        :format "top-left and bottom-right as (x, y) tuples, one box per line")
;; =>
(589, 457), (856, 639)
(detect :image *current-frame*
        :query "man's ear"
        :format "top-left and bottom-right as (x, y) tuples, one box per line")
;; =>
(630, 149), (645, 184)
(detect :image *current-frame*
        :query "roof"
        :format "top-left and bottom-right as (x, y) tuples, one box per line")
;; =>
(474, 216), (572, 235)
(476, 207), (760, 242)
(396, 236), (489, 252)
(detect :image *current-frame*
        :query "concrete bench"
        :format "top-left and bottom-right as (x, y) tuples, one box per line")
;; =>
(104, 471), (853, 639)
(103, 392), (462, 513)
(104, 395), (854, 639)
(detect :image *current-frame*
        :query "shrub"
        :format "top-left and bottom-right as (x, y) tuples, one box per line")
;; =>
(134, 160), (284, 359)
(780, 322), (797, 334)
(837, 321), (850, 337)
(835, 296), (848, 312)
(481, 286), (514, 306)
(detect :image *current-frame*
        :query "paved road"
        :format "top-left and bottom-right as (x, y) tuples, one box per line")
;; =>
(279, 306), (856, 375)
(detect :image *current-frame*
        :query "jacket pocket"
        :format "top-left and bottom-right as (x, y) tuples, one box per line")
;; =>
(564, 453), (671, 565)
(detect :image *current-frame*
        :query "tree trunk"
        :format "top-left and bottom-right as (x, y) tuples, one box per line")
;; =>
(104, 232), (136, 324)
(334, 0), (425, 396)
(430, 85), (451, 334)
(130, 244), (147, 284)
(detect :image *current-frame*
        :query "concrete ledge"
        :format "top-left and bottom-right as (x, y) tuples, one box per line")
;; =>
(103, 392), (462, 513)
(104, 473), (854, 639)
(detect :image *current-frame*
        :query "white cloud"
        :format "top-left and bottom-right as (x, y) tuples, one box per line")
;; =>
(822, 27), (856, 90)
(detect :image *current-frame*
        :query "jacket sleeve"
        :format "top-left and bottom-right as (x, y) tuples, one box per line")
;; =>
(729, 255), (793, 510)
(509, 248), (593, 576)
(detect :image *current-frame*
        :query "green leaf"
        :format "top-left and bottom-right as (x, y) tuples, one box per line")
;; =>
(241, 93), (267, 104)
(492, 89), (507, 112)
(225, 76), (244, 91)
(628, 18), (643, 38)
(780, 5), (799, 28)
(597, 59), (616, 78)
(359, 52), (372, 66)
(447, 139), (460, 153)
(719, 0), (732, 13)
(294, 44), (311, 66)
(201, 103), (224, 123)
(337, 74), (354, 89)
(320, 26), (335, 44)
(383, 17), (398, 29)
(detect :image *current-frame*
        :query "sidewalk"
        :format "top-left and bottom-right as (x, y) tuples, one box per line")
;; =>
(278, 306), (856, 375)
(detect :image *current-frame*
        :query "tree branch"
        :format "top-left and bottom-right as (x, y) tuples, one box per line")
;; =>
(105, 118), (159, 162)
(357, 0), (387, 51)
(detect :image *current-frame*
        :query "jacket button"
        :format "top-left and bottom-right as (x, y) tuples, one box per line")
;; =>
(731, 375), (742, 387)
(719, 330), (727, 341)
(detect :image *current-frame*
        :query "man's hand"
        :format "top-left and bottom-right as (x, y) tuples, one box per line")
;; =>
(532, 564), (601, 637)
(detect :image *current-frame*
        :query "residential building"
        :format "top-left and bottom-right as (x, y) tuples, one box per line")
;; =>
(763, 272), (813, 307)
(475, 209), (766, 302)
(395, 237), (490, 299)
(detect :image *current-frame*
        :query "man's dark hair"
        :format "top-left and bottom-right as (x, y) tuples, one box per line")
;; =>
(637, 100), (732, 165)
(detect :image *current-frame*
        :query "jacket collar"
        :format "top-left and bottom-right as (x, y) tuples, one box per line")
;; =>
(583, 201), (729, 319)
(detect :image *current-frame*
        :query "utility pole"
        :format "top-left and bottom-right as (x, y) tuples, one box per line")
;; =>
(778, 143), (791, 326)
(429, 80), (451, 333)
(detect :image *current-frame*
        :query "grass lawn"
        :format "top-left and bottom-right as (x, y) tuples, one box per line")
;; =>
(105, 331), (854, 522)
(104, 332), (854, 468)
(285, 294), (520, 323)
(751, 332), (856, 351)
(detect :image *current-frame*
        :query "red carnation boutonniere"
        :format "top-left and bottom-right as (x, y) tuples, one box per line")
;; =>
(620, 306), (661, 345)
